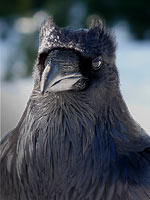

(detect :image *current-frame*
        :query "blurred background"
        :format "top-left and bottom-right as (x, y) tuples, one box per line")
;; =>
(0, 0), (150, 136)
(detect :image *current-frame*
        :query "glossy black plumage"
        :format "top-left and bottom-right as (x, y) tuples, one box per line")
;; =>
(0, 17), (150, 200)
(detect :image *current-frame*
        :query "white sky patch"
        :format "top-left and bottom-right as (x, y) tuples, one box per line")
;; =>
(1, 79), (33, 137)
(127, 103), (150, 134)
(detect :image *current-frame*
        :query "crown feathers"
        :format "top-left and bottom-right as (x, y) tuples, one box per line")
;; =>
(89, 16), (104, 31)
(38, 16), (116, 62)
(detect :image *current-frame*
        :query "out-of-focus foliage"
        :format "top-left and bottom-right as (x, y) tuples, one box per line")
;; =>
(1, 0), (150, 38)
(0, 0), (150, 80)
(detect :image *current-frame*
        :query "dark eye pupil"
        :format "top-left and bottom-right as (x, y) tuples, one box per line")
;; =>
(92, 56), (102, 70)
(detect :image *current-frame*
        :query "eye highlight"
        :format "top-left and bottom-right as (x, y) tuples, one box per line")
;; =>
(92, 56), (102, 70)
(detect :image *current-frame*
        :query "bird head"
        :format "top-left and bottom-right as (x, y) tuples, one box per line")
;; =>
(31, 17), (149, 151)
(34, 16), (118, 96)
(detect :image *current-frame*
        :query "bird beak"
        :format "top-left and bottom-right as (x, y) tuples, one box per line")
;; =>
(40, 63), (82, 94)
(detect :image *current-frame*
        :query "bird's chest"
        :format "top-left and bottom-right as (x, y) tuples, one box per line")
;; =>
(16, 104), (121, 200)
(17, 112), (104, 199)
(17, 133), (111, 200)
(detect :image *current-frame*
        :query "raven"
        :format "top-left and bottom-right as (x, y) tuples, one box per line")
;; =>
(0, 17), (150, 200)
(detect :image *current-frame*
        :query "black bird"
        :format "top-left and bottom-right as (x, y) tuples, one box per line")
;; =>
(0, 17), (150, 200)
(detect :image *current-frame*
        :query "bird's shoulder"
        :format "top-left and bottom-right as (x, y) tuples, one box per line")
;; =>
(116, 146), (150, 199)
(0, 100), (30, 157)
(0, 102), (30, 200)
(0, 128), (19, 200)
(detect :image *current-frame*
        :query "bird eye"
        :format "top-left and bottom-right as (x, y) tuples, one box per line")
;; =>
(92, 56), (102, 70)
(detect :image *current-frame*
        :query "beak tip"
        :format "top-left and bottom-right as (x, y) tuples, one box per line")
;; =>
(41, 91), (44, 95)
(40, 85), (45, 95)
